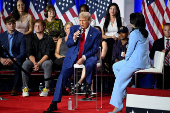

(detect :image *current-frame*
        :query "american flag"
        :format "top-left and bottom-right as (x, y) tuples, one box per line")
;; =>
(141, 0), (166, 46)
(1, 0), (17, 33)
(54, 0), (78, 25)
(28, 0), (51, 20)
(86, 0), (111, 25)
(163, 0), (170, 25)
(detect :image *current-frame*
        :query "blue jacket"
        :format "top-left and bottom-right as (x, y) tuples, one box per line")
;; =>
(125, 29), (150, 69)
(63, 25), (101, 69)
(0, 30), (26, 62)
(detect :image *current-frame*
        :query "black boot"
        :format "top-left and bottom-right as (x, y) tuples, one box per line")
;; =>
(85, 83), (91, 95)
(47, 101), (58, 111)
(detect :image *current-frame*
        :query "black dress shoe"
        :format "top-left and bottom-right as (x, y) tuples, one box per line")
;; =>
(47, 101), (58, 111)
(72, 82), (81, 90)
(85, 84), (91, 95)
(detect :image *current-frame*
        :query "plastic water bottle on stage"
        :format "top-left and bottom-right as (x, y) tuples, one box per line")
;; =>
(39, 83), (43, 94)
(68, 98), (72, 110)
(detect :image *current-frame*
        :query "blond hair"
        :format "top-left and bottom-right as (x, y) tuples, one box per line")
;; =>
(64, 22), (73, 30)
(78, 12), (91, 21)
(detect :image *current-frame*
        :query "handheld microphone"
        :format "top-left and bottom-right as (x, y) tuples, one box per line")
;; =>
(77, 26), (82, 38)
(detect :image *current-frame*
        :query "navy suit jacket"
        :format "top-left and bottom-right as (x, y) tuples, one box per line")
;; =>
(0, 30), (26, 62)
(149, 37), (164, 60)
(62, 25), (101, 69)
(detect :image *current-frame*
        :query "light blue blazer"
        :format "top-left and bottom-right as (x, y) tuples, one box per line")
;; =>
(124, 29), (150, 69)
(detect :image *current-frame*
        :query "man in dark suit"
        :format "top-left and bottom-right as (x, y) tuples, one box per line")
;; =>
(150, 23), (170, 89)
(46, 12), (101, 111)
(0, 16), (26, 96)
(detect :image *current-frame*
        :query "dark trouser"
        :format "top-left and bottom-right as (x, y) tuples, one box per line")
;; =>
(52, 57), (97, 102)
(102, 38), (115, 72)
(155, 65), (170, 89)
(164, 65), (170, 89)
(53, 57), (65, 70)
(0, 60), (22, 88)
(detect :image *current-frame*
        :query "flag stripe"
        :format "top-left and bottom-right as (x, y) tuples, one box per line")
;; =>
(54, 3), (66, 24)
(142, 0), (158, 41)
(69, 7), (77, 18)
(163, 0), (170, 25)
(148, 5), (163, 37)
(141, 0), (167, 45)
(28, 8), (35, 20)
(62, 13), (70, 23)
(38, 13), (43, 20)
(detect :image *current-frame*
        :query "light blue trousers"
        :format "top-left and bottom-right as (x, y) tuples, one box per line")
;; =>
(110, 60), (139, 108)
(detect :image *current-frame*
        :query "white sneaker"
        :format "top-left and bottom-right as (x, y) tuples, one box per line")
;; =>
(40, 88), (50, 97)
(22, 87), (29, 97)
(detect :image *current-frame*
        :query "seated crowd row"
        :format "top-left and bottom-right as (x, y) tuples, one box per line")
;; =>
(0, 1), (127, 96)
(1, 1), (170, 98)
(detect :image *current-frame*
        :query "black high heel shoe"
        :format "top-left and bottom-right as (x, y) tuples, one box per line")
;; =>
(47, 101), (58, 111)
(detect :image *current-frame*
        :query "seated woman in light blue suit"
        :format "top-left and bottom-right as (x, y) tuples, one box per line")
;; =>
(109, 13), (150, 113)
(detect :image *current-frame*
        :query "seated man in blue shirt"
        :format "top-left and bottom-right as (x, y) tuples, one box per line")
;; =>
(112, 26), (129, 63)
(0, 16), (26, 96)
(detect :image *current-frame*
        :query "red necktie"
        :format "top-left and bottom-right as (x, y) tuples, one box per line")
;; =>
(78, 29), (85, 59)
(165, 39), (170, 66)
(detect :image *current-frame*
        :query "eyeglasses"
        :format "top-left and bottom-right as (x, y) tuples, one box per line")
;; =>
(17, 4), (25, 7)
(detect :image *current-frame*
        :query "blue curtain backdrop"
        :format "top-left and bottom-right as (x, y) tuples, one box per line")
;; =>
(0, 0), (169, 13)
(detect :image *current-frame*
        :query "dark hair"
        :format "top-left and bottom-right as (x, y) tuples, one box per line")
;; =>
(130, 13), (148, 38)
(4, 16), (16, 24)
(79, 4), (89, 13)
(44, 5), (56, 18)
(164, 23), (170, 27)
(103, 3), (122, 33)
(33, 19), (46, 27)
(94, 26), (102, 33)
(11, 0), (28, 21)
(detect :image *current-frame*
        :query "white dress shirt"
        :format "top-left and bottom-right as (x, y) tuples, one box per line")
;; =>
(100, 17), (127, 38)
(74, 25), (90, 60)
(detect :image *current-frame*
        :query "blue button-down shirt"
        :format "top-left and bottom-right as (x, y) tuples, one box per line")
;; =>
(7, 30), (16, 57)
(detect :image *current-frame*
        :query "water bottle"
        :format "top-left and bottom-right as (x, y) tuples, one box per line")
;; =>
(39, 83), (43, 94)
(68, 98), (72, 110)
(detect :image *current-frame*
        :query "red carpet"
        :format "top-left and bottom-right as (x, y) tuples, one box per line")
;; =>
(0, 92), (126, 113)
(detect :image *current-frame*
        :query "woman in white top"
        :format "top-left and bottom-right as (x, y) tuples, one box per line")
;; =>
(100, 3), (127, 72)
(12, 0), (33, 36)
(72, 4), (96, 27)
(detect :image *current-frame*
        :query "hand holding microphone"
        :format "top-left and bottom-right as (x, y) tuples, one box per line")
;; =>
(73, 27), (82, 40)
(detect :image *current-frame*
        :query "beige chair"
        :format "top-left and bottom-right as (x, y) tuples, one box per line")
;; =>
(73, 47), (102, 110)
(135, 51), (165, 89)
